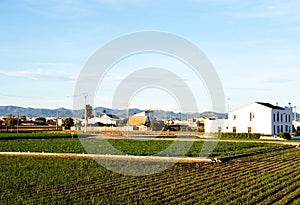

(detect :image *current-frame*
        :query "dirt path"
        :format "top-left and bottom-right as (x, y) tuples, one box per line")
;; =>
(0, 151), (213, 163)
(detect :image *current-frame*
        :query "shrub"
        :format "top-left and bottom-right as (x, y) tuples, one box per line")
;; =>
(220, 132), (261, 140)
(279, 132), (291, 140)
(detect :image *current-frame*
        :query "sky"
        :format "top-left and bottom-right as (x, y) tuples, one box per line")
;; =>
(0, 0), (300, 113)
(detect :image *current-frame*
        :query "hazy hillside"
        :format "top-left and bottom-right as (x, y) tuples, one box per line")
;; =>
(0, 106), (228, 120)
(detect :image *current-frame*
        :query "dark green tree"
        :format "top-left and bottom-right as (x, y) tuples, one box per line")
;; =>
(63, 117), (74, 129)
(84, 104), (93, 119)
(35, 117), (46, 125)
(21, 115), (27, 122)
(6, 114), (14, 126)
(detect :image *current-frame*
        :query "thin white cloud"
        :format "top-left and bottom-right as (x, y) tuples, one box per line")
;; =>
(30, 62), (78, 67)
(23, 0), (94, 18)
(227, 0), (300, 20)
(1, 69), (78, 81)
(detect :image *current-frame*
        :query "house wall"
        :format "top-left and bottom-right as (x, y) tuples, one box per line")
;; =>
(271, 107), (293, 135)
(204, 102), (294, 136)
(204, 119), (227, 133)
(226, 103), (272, 135)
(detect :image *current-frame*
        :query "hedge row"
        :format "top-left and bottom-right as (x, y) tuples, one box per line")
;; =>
(220, 132), (261, 139)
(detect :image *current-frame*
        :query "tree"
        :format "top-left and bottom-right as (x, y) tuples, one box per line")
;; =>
(6, 114), (14, 126)
(21, 115), (27, 122)
(84, 104), (93, 119)
(63, 117), (74, 129)
(35, 117), (46, 125)
(46, 119), (56, 125)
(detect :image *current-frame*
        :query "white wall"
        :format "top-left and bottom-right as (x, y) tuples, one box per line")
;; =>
(204, 102), (294, 136)
(204, 119), (228, 133)
(227, 103), (272, 134)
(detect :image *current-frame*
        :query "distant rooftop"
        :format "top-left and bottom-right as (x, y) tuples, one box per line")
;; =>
(256, 102), (285, 110)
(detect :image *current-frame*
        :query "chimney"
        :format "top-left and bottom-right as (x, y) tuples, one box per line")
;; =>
(288, 102), (291, 108)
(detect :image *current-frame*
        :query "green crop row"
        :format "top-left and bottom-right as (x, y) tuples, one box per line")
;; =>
(1, 148), (300, 204)
(0, 132), (78, 140)
(0, 138), (288, 158)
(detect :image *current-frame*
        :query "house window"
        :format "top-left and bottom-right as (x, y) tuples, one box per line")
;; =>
(248, 127), (252, 133)
(281, 114), (283, 122)
(277, 112), (279, 122)
(288, 115), (291, 122)
(273, 125), (276, 135)
(281, 125), (283, 133)
(250, 112), (254, 121)
(233, 127), (236, 133)
(285, 115), (288, 122)
(233, 115), (236, 120)
(277, 126), (280, 133)
(285, 125), (288, 132)
(273, 114), (276, 122)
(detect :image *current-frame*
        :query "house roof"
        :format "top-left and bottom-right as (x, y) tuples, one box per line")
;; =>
(256, 102), (285, 110)
(229, 101), (286, 113)
(100, 114), (119, 119)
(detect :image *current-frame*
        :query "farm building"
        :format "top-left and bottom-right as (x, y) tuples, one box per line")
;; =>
(205, 102), (294, 136)
(90, 114), (119, 126)
(128, 110), (154, 127)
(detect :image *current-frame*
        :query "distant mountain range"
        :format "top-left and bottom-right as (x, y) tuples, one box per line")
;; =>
(0, 106), (227, 120)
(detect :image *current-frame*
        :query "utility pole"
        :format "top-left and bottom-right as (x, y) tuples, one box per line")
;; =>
(84, 95), (87, 133)
(56, 110), (59, 131)
(17, 112), (19, 134)
(294, 106), (297, 130)
(126, 104), (129, 126)
(227, 97), (230, 117)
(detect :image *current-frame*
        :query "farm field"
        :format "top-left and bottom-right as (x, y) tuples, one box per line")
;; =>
(1, 148), (300, 204)
(0, 132), (76, 140)
(0, 138), (290, 157)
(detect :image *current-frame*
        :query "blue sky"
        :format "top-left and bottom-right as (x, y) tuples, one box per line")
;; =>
(0, 0), (300, 112)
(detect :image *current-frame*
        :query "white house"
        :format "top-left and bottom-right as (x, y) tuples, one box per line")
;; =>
(89, 114), (118, 126)
(205, 102), (294, 136)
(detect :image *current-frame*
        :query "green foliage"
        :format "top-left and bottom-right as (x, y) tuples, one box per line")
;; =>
(0, 138), (84, 153)
(1, 148), (300, 204)
(35, 117), (46, 125)
(85, 104), (93, 119)
(6, 114), (14, 126)
(198, 125), (204, 132)
(63, 117), (74, 129)
(162, 125), (180, 131)
(0, 132), (77, 140)
(0, 138), (286, 158)
(279, 132), (291, 140)
(21, 115), (27, 122)
(220, 132), (261, 140)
